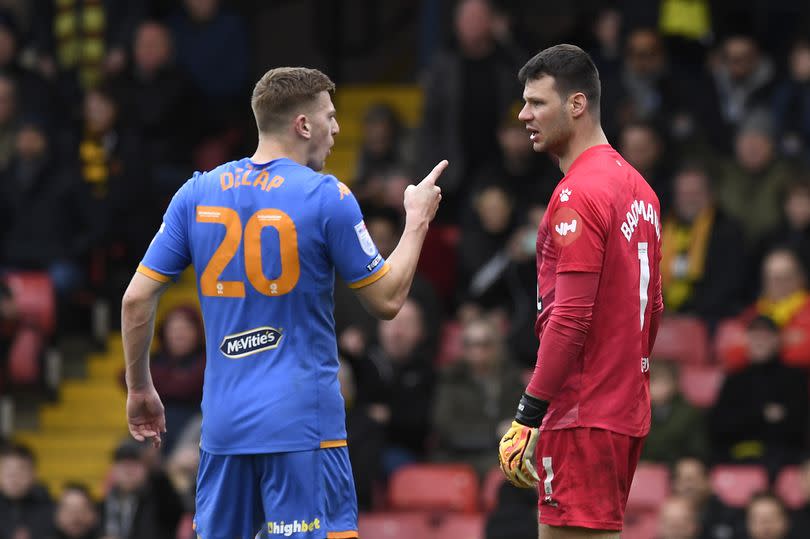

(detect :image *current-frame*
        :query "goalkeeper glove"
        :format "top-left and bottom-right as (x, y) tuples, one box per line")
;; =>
(498, 393), (548, 488)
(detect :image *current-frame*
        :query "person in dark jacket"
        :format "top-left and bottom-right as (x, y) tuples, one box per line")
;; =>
(672, 456), (743, 539)
(365, 298), (435, 475)
(50, 483), (100, 539)
(0, 444), (54, 539)
(642, 361), (708, 464)
(0, 118), (97, 298)
(709, 316), (809, 474)
(100, 441), (183, 539)
(416, 0), (523, 221)
(111, 20), (199, 196)
(431, 316), (524, 476)
(661, 163), (748, 323)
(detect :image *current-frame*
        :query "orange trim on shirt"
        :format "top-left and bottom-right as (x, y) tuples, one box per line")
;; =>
(137, 264), (171, 283)
(327, 532), (358, 538)
(319, 439), (348, 449)
(347, 263), (390, 289)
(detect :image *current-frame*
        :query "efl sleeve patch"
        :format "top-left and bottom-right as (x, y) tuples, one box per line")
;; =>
(353, 220), (378, 256)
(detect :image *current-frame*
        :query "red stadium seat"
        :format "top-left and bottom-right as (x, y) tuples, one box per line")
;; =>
(435, 321), (463, 366)
(358, 512), (433, 539)
(626, 463), (670, 513)
(652, 316), (710, 364)
(679, 364), (724, 408)
(8, 327), (43, 385)
(481, 466), (505, 512)
(4, 272), (56, 335)
(775, 466), (806, 510)
(416, 225), (459, 308)
(389, 464), (480, 513)
(710, 465), (768, 508)
(435, 513), (485, 539)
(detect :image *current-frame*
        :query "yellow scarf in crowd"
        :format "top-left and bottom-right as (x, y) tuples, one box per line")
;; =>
(54, 0), (106, 89)
(756, 291), (809, 327)
(661, 208), (715, 311)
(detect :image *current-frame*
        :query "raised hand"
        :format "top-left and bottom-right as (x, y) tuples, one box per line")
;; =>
(403, 160), (448, 226)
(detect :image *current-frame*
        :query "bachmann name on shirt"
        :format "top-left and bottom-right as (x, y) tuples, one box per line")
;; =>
(620, 199), (660, 242)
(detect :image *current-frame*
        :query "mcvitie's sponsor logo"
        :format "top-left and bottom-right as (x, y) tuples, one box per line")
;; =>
(220, 326), (282, 358)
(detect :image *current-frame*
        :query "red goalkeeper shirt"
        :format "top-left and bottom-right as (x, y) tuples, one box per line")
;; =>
(531, 144), (663, 438)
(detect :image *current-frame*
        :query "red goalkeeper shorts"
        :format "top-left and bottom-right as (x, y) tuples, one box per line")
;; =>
(535, 427), (644, 531)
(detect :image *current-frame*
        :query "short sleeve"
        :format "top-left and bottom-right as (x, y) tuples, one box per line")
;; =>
(549, 184), (610, 273)
(138, 179), (193, 282)
(321, 177), (389, 288)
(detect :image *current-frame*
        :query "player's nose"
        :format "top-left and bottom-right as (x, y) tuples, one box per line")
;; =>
(517, 104), (532, 122)
(332, 118), (340, 135)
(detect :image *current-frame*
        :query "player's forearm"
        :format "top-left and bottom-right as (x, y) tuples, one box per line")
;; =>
(526, 271), (598, 401)
(121, 290), (159, 391)
(375, 219), (429, 316)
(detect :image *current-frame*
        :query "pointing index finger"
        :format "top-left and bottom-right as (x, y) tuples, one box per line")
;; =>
(420, 160), (449, 186)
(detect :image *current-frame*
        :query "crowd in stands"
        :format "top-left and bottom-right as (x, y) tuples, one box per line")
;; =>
(1, 0), (810, 538)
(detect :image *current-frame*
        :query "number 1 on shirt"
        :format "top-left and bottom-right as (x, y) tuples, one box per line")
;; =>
(637, 242), (649, 331)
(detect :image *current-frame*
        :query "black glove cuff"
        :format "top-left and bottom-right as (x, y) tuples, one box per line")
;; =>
(515, 392), (549, 428)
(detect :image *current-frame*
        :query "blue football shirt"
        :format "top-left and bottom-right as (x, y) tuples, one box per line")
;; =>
(138, 157), (388, 454)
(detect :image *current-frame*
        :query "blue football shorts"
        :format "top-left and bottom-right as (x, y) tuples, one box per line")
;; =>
(193, 446), (358, 539)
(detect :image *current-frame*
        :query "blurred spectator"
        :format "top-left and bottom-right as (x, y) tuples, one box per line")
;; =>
(149, 305), (205, 454)
(353, 103), (409, 199)
(111, 20), (198, 196)
(716, 113), (793, 247)
(417, 0), (522, 221)
(709, 316), (808, 472)
(0, 280), (17, 392)
(709, 34), (776, 147)
(30, 0), (143, 91)
(600, 28), (692, 145)
(618, 121), (675, 212)
(0, 443), (54, 539)
(335, 206), (441, 360)
(717, 248), (810, 370)
(745, 492), (798, 539)
(431, 316), (524, 476)
(484, 481), (539, 539)
(657, 495), (702, 539)
(0, 13), (54, 121)
(661, 163), (747, 322)
(791, 456), (810, 537)
(168, 0), (248, 137)
(51, 483), (100, 539)
(772, 39), (810, 163)
(366, 298), (435, 474)
(0, 118), (96, 299)
(456, 183), (520, 311)
(588, 7), (622, 81)
(642, 361), (708, 464)
(165, 442), (198, 514)
(487, 101), (559, 209)
(755, 179), (810, 283)
(671, 456), (741, 539)
(101, 441), (183, 539)
(340, 358), (384, 511)
(0, 75), (17, 173)
(76, 85), (156, 267)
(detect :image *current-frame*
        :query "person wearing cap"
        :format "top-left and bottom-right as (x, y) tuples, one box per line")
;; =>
(709, 314), (808, 474)
(716, 247), (810, 369)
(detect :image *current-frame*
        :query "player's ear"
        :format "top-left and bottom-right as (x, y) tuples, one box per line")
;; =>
(293, 114), (311, 140)
(570, 92), (588, 119)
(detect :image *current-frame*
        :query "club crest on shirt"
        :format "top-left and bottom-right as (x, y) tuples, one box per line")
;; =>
(354, 220), (377, 256)
(551, 207), (583, 246)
